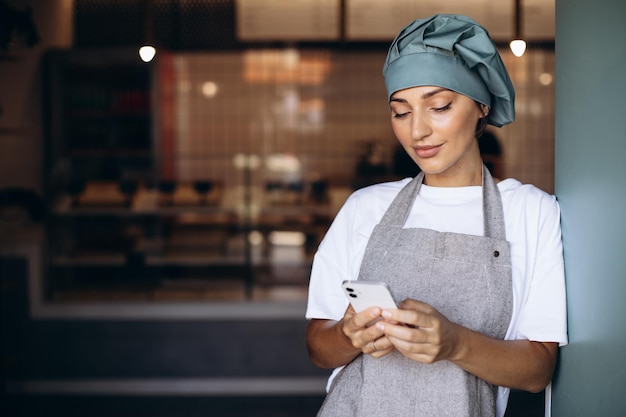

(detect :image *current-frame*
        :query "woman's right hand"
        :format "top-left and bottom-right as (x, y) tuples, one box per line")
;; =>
(307, 306), (395, 368)
(342, 304), (394, 358)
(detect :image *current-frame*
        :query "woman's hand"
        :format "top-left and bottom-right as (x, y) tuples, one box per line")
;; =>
(376, 298), (558, 392)
(375, 299), (461, 363)
(306, 304), (396, 369)
(342, 304), (395, 358)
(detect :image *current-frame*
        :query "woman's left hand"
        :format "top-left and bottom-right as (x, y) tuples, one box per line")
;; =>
(376, 299), (558, 392)
(376, 298), (461, 364)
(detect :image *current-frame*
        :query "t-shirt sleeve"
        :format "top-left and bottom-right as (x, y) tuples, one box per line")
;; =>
(305, 183), (400, 321)
(305, 195), (358, 321)
(513, 192), (568, 346)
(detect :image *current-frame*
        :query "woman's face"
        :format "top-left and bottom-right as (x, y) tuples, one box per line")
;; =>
(390, 86), (487, 187)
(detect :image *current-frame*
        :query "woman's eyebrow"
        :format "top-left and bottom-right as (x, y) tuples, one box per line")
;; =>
(421, 87), (449, 99)
(390, 87), (450, 103)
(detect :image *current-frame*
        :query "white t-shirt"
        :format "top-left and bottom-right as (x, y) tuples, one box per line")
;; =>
(305, 177), (568, 417)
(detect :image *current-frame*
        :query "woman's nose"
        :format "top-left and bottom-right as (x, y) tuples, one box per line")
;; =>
(411, 113), (431, 141)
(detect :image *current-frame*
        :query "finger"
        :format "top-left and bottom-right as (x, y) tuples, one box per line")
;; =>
(360, 340), (376, 355)
(376, 320), (422, 343)
(369, 346), (394, 358)
(379, 325), (435, 358)
(349, 306), (383, 329)
(366, 336), (392, 356)
(357, 322), (387, 349)
(343, 304), (356, 322)
(378, 315), (456, 363)
(399, 298), (432, 312)
(370, 335), (393, 352)
(342, 309), (386, 350)
(367, 336), (395, 358)
(380, 308), (421, 328)
(381, 299), (437, 328)
(386, 333), (441, 363)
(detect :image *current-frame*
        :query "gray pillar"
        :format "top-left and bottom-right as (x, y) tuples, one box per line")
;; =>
(553, 0), (626, 415)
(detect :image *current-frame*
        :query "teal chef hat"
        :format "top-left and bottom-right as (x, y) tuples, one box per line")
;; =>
(383, 14), (515, 127)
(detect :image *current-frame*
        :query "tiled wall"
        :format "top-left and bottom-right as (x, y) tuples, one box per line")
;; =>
(171, 47), (555, 193)
(499, 50), (556, 192)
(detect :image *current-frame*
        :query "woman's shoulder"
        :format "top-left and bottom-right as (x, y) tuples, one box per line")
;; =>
(498, 178), (556, 200)
(348, 178), (412, 203)
(338, 178), (412, 222)
(498, 178), (560, 217)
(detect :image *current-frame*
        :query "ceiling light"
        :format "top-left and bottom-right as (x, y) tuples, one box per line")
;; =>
(139, 0), (156, 62)
(139, 45), (156, 62)
(509, 40), (527, 57)
(510, 0), (526, 58)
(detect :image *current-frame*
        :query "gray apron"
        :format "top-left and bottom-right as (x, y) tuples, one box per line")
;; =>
(318, 166), (513, 417)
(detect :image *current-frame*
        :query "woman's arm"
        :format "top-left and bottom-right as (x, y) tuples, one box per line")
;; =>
(450, 329), (557, 392)
(306, 319), (359, 369)
(306, 306), (393, 369)
(377, 299), (557, 392)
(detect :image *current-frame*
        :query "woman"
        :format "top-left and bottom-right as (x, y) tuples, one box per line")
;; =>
(305, 14), (567, 417)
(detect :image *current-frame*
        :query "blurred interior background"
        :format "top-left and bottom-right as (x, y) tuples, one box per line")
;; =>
(1, 1), (554, 416)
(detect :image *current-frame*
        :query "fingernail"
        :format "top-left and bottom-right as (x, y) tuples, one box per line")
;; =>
(382, 310), (392, 318)
(376, 322), (385, 331)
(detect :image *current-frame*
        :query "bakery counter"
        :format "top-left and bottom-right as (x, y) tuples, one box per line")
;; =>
(43, 181), (352, 303)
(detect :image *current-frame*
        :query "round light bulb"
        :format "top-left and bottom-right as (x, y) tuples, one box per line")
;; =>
(509, 39), (527, 58)
(201, 81), (219, 98)
(139, 45), (156, 62)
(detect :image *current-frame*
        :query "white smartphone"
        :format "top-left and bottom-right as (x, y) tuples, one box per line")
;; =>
(342, 280), (397, 313)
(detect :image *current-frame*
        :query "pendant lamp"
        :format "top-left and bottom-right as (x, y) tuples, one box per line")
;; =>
(510, 0), (527, 57)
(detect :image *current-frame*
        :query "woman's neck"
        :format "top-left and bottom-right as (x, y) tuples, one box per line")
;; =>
(423, 161), (483, 187)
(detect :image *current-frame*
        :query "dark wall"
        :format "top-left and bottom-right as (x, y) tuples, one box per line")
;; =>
(74, 0), (238, 50)
(1, 256), (326, 381)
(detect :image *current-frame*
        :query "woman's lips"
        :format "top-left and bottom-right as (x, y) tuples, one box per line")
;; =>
(414, 144), (442, 158)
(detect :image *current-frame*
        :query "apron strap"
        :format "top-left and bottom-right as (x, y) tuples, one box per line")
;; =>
(482, 165), (506, 240)
(377, 171), (424, 227)
(378, 165), (506, 240)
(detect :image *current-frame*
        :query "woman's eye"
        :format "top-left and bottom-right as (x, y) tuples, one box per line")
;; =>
(393, 112), (409, 119)
(433, 103), (452, 112)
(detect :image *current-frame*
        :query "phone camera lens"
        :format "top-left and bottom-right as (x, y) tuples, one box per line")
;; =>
(349, 293), (357, 298)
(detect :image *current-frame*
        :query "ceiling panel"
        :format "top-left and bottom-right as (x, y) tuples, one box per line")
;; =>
(344, 0), (553, 41)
